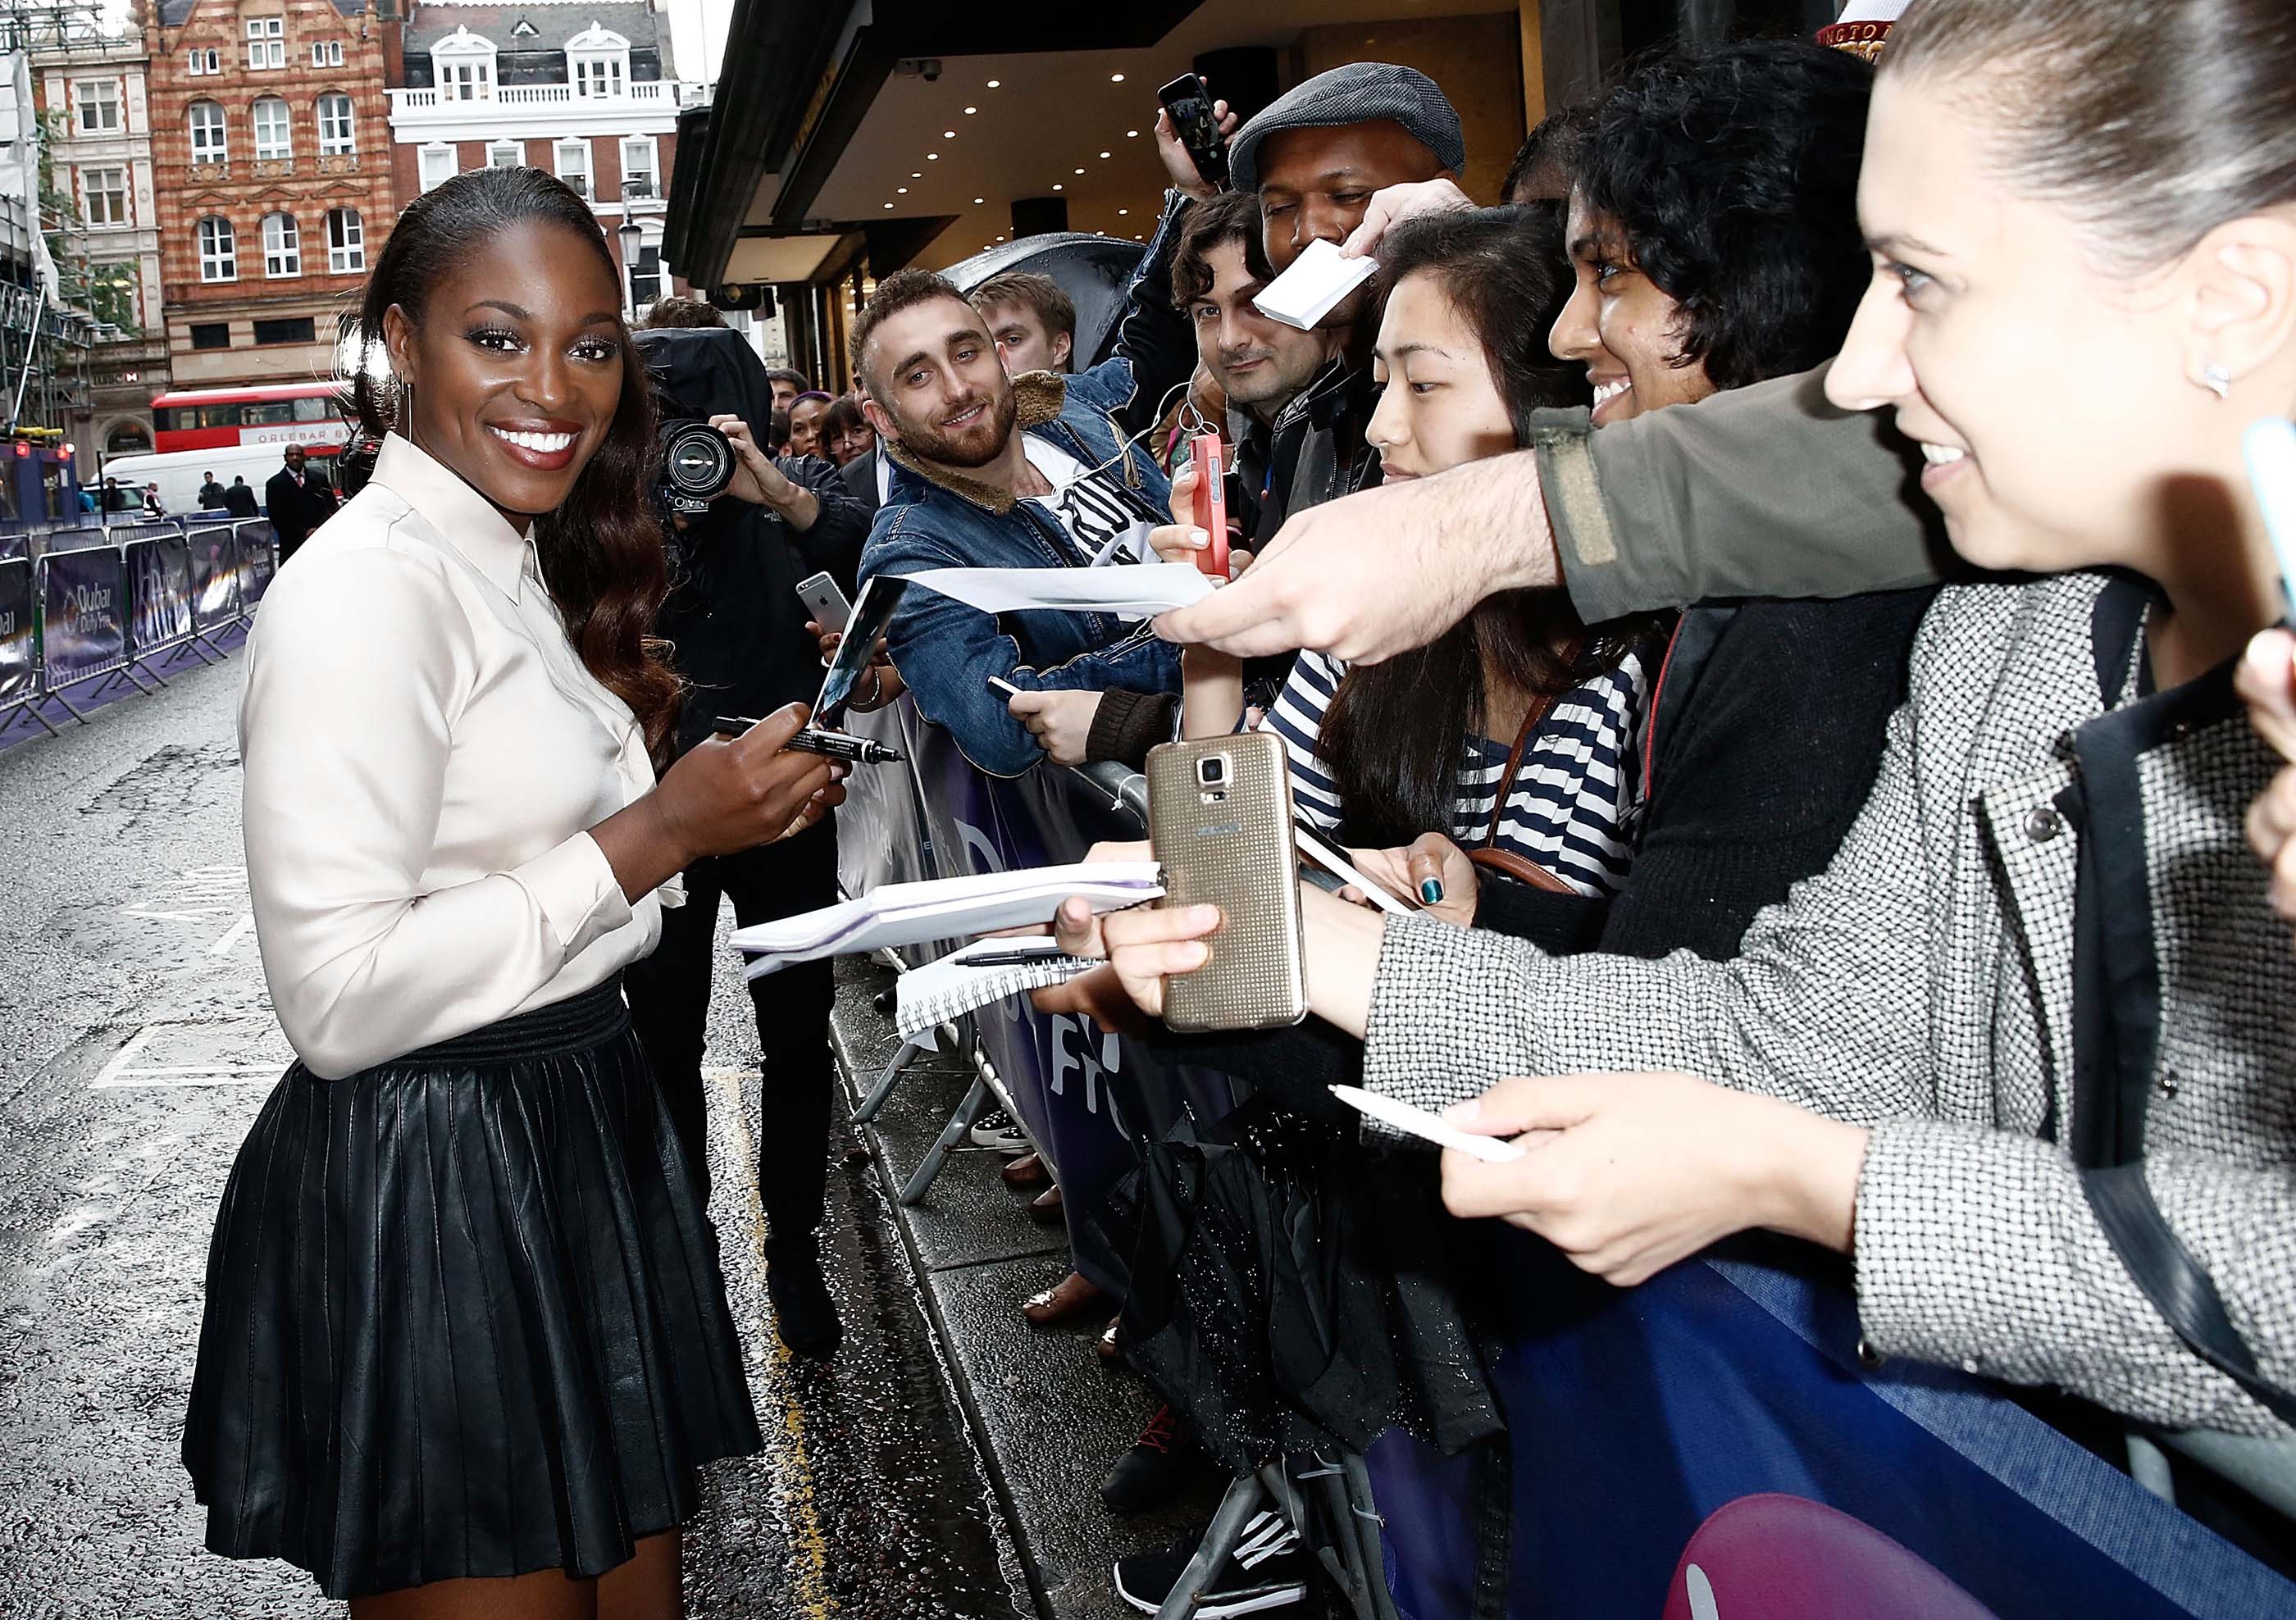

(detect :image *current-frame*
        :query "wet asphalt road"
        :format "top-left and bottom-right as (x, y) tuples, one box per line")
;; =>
(0, 652), (1026, 1618)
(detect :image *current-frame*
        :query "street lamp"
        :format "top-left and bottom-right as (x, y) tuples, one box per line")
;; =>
(617, 220), (643, 317)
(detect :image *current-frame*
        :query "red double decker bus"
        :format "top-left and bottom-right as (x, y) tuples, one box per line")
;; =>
(150, 381), (349, 456)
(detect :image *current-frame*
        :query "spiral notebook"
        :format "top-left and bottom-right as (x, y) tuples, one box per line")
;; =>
(896, 939), (1101, 1047)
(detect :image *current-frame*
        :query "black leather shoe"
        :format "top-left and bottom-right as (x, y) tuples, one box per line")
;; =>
(767, 1241), (843, 1361)
(1100, 1404), (1205, 1515)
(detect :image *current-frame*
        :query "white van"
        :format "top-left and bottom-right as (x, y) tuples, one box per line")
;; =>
(98, 442), (343, 520)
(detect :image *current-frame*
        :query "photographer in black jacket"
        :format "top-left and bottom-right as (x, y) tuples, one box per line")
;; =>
(624, 323), (872, 1360)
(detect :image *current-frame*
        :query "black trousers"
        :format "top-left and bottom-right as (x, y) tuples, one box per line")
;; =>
(626, 818), (839, 1246)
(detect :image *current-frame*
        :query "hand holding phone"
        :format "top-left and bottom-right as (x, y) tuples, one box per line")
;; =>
(796, 571), (852, 635)
(1146, 733), (1307, 1031)
(1190, 432), (1230, 579)
(1157, 73), (1230, 192)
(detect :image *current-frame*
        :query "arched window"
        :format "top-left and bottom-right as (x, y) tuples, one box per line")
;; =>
(316, 92), (354, 155)
(197, 216), (235, 281)
(251, 96), (290, 160)
(188, 99), (226, 163)
(262, 212), (300, 277)
(105, 419), (153, 456)
(326, 207), (363, 274)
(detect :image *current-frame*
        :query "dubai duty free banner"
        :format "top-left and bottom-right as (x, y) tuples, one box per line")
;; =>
(128, 536), (194, 656)
(0, 557), (33, 703)
(39, 547), (127, 687)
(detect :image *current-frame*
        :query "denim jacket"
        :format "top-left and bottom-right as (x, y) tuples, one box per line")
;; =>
(861, 371), (1181, 776)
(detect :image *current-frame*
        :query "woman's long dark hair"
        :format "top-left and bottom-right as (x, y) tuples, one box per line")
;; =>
(1319, 206), (1659, 849)
(339, 166), (680, 757)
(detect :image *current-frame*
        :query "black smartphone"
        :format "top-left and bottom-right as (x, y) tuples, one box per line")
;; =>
(1157, 72), (1229, 191)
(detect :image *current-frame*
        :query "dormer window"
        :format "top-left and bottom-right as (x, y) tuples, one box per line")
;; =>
(565, 21), (631, 99)
(431, 25), (498, 101)
(509, 17), (539, 37)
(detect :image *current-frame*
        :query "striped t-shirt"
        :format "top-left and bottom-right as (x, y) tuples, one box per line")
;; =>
(1262, 648), (1647, 897)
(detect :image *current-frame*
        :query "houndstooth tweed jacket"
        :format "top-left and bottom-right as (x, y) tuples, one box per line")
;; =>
(1361, 571), (2296, 1436)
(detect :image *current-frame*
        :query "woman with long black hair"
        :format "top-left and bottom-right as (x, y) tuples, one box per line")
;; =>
(182, 167), (843, 1615)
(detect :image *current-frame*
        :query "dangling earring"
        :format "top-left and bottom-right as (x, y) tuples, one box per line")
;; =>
(2202, 362), (2232, 401)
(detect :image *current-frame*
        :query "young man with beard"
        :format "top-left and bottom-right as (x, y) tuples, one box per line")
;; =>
(855, 271), (1181, 776)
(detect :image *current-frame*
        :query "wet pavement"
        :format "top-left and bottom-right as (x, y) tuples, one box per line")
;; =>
(0, 646), (1035, 1618)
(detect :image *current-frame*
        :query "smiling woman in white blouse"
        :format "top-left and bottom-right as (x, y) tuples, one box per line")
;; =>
(180, 168), (845, 1619)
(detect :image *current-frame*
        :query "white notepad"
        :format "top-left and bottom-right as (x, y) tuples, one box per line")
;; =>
(895, 939), (1101, 1047)
(731, 861), (1164, 978)
(900, 562), (1215, 620)
(1253, 239), (1380, 332)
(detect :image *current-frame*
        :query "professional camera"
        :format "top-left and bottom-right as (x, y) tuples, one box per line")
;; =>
(655, 414), (736, 515)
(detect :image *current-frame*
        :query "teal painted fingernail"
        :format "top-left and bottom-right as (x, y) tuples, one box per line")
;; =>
(1419, 879), (1444, 905)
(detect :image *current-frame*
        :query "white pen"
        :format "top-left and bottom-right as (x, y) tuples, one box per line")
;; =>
(1328, 1085), (1528, 1163)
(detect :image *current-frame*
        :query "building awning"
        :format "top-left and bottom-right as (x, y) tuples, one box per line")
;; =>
(665, 0), (1522, 293)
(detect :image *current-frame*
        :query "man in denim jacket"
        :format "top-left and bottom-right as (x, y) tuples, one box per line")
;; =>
(855, 266), (1186, 777)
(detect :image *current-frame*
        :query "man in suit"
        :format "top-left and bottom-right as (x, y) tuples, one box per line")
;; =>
(264, 445), (337, 563)
(223, 477), (259, 517)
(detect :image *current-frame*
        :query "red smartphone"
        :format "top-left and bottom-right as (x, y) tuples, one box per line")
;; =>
(1190, 431), (1230, 578)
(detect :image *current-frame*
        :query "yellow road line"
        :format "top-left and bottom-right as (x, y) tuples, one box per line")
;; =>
(712, 1067), (837, 1619)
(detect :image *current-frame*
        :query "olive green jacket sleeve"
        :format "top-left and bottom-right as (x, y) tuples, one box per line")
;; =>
(1534, 363), (1957, 622)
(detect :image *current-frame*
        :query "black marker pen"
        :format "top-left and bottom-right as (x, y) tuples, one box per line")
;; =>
(713, 716), (906, 765)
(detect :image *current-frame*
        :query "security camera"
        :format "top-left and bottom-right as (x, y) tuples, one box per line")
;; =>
(921, 58), (941, 81)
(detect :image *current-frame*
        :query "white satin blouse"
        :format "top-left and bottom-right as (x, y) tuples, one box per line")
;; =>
(239, 433), (675, 1079)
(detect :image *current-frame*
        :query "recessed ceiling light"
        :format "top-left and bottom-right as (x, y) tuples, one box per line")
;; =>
(1109, 73), (1124, 83)
(996, 234), (1006, 241)
(883, 202), (894, 209)
(911, 171), (922, 178)
(1134, 233), (1144, 239)
(1100, 151), (1110, 158)
(973, 197), (985, 204)
(943, 130), (956, 139)
(1118, 207), (1128, 216)
(1127, 130), (1139, 138)
(1073, 167), (1085, 175)
(1053, 184), (1064, 191)
(927, 152), (939, 160)
(986, 79), (1000, 88)
(896, 186), (907, 193)
(964, 106), (977, 115)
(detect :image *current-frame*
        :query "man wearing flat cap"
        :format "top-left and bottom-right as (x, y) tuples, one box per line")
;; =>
(1223, 62), (1465, 535)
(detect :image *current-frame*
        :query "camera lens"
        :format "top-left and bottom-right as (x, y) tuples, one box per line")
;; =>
(657, 418), (736, 503)
(1199, 753), (1228, 786)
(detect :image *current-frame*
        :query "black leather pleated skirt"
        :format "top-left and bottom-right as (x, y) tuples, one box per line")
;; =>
(181, 977), (763, 1600)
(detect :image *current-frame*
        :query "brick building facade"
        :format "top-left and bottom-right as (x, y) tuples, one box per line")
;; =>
(29, 20), (171, 466)
(144, 0), (398, 390)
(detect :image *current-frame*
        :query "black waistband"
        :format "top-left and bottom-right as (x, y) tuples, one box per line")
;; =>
(384, 976), (630, 1069)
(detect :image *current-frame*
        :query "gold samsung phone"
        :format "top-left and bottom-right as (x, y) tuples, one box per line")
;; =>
(1144, 732), (1310, 1033)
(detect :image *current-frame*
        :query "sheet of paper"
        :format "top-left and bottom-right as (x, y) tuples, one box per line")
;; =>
(1254, 239), (1380, 332)
(899, 562), (1215, 620)
(732, 860), (1163, 976)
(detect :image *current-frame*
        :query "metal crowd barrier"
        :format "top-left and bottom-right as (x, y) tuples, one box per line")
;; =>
(0, 518), (275, 738)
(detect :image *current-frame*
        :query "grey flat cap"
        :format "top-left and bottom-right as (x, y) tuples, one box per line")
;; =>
(1228, 62), (1465, 196)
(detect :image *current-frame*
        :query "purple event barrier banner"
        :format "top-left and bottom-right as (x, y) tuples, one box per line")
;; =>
(39, 546), (128, 688)
(184, 524), (241, 630)
(236, 521), (276, 604)
(1372, 1230), (2296, 1620)
(0, 557), (33, 704)
(127, 535), (194, 657)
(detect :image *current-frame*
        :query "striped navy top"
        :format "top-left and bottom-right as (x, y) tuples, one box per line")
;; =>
(1262, 648), (1647, 897)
